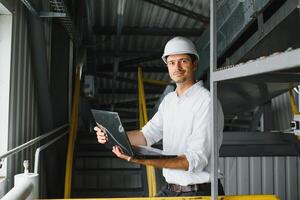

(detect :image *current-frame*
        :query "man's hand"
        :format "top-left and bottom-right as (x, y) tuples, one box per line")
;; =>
(112, 146), (132, 162)
(94, 123), (108, 144)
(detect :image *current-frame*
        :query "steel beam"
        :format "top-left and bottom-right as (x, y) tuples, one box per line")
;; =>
(121, 54), (162, 66)
(143, 0), (209, 24)
(96, 65), (167, 73)
(39, 11), (66, 18)
(94, 26), (205, 36)
(220, 131), (300, 157)
(88, 49), (162, 57)
(20, 0), (38, 16)
(98, 88), (164, 94)
(210, 0), (218, 199)
(213, 48), (300, 82)
(226, 73), (300, 83)
(97, 72), (168, 86)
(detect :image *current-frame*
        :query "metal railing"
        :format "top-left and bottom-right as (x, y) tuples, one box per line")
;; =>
(34, 130), (69, 173)
(0, 124), (69, 199)
(0, 123), (68, 163)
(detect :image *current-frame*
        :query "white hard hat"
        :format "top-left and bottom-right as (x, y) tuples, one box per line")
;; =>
(162, 36), (199, 64)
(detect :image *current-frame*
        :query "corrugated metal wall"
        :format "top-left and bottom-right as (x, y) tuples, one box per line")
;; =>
(219, 92), (299, 200)
(220, 156), (300, 200)
(6, 0), (40, 189)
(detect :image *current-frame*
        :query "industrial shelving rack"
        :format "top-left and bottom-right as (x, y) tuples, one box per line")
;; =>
(209, 1), (300, 199)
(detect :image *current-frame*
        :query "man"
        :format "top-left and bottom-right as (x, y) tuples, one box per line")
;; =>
(95, 36), (225, 196)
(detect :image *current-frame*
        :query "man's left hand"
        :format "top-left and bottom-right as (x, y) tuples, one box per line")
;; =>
(112, 146), (132, 162)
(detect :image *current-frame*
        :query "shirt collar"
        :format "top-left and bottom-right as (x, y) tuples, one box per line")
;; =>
(176, 80), (203, 98)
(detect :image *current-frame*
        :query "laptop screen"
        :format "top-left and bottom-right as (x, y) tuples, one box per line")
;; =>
(91, 109), (134, 156)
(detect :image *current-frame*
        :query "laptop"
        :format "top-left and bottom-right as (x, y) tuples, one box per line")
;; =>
(91, 109), (177, 159)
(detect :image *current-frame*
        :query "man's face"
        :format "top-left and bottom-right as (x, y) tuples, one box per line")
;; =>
(166, 54), (197, 84)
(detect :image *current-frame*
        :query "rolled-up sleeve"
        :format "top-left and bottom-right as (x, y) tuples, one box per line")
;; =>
(184, 98), (211, 172)
(141, 99), (164, 146)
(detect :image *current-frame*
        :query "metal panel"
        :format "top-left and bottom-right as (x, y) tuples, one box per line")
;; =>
(220, 156), (300, 200)
(213, 48), (300, 82)
(7, 0), (40, 190)
(196, 0), (272, 77)
(237, 157), (249, 194)
(272, 92), (293, 130)
(262, 157), (274, 194)
(219, 92), (300, 200)
(88, 0), (207, 108)
(250, 157), (262, 194)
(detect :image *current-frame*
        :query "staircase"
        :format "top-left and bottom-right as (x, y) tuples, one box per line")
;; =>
(71, 131), (148, 198)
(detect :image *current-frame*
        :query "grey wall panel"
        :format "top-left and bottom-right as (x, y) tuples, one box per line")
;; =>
(224, 157), (237, 194)
(7, 0), (39, 190)
(220, 156), (300, 200)
(262, 157), (274, 194)
(237, 157), (249, 194)
(220, 92), (299, 200)
(250, 157), (262, 194)
(274, 157), (286, 199)
(272, 92), (293, 131)
(286, 157), (298, 200)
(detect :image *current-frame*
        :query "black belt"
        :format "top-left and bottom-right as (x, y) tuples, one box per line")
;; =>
(167, 182), (211, 192)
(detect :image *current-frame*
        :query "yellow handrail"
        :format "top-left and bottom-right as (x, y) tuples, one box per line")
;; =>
(138, 67), (157, 197)
(288, 89), (300, 140)
(64, 65), (82, 198)
(144, 78), (169, 86)
(288, 89), (300, 115)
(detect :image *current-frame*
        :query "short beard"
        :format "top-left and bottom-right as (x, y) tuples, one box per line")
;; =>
(175, 77), (193, 87)
(175, 81), (185, 87)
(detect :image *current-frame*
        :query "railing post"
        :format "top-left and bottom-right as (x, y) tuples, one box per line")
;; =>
(210, 0), (219, 199)
(138, 67), (157, 197)
(64, 65), (82, 198)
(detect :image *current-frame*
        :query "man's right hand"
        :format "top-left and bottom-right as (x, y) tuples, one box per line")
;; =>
(94, 123), (108, 144)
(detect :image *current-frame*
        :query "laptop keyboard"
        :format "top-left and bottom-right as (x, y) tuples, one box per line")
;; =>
(132, 145), (166, 156)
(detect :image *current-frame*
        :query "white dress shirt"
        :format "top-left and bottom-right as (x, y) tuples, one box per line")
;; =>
(141, 81), (224, 186)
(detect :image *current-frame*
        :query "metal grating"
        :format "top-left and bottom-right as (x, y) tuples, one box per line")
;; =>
(49, 0), (76, 40)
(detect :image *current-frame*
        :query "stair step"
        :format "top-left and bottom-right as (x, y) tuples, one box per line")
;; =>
(77, 143), (111, 152)
(76, 151), (114, 158)
(224, 123), (249, 129)
(72, 129), (148, 198)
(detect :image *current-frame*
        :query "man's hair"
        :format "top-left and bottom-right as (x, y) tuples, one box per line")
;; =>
(187, 54), (198, 63)
(165, 54), (198, 63)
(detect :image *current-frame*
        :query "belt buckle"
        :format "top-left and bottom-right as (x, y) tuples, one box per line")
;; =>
(175, 185), (182, 193)
(169, 184), (182, 193)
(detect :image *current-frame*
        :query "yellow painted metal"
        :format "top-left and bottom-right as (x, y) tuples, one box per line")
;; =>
(138, 68), (149, 123)
(288, 89), (300, 115)
(64, 65), (82, 198)
(288, 89), (300, 140)
(42, 194), (280, 200)
(144, 78), (170, 86)
(138, 67), (157, 197)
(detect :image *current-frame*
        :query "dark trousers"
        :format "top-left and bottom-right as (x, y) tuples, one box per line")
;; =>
(156, 180), (225, 197)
